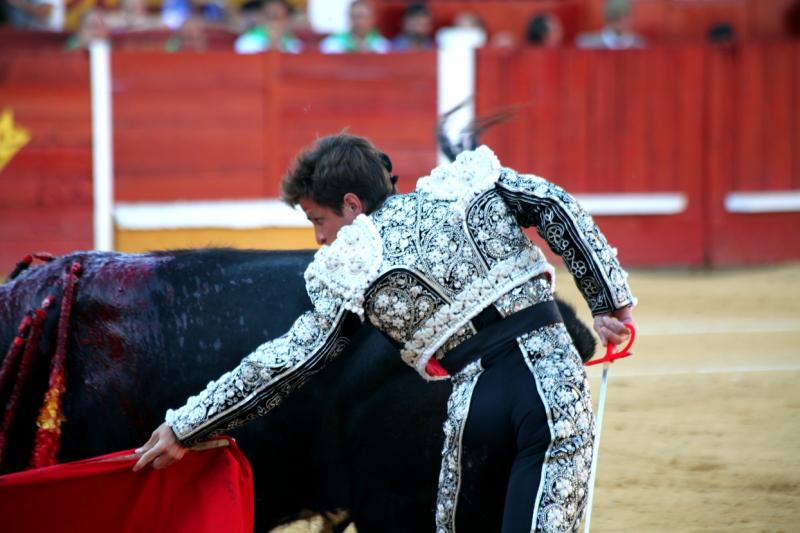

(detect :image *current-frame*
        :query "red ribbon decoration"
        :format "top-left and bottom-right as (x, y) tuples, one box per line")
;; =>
(31, 262), (82, 469)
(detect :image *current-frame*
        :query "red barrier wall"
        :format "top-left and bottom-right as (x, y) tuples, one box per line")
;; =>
(0, 53), (93, 269)
(477, 47), (708, 266)
(476, 44), (800, 266)
(1, 45), (799, 273)
(113, 51), (437, 202)
(706, 44), (800, 265)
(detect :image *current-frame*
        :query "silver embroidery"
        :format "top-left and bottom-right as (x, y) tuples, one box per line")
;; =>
(492, 276), (553, 318)
(497, 170), (635, 315)
(466, 190), (531, 268)
(399, 248), (554, 379)
(166, 216), (383, 444)
(418, 196), (487, 297)
(369, 190), (559, 380)
(416, 145), (502, 219)
(400, 250), (552, 377)
(518, 324), (594, 533)
(166, 146), (632, 454)
(166, 306), (350, 444)
(365, 270), (446, 346)
(304, 214), (384, 320)
(436, 360), (483, 533)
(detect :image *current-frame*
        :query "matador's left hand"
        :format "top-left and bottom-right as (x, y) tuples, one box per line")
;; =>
(593, 306), (635, 347)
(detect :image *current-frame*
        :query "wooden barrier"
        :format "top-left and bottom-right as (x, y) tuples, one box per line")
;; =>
(476, 47), (708, 266)
(0, 53), (93, 269)
(1, 44), (799, 273)
(705, 43), (800, 265)
(476, 44), (800, 266)
(113, 51), (437, 202)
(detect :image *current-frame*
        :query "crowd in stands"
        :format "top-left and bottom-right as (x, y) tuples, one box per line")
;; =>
(5, 0), (794, 53)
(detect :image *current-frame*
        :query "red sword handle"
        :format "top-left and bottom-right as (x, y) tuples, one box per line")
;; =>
(585, 323), (636, 366)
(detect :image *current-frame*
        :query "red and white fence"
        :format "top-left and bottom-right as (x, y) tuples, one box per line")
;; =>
(1, 44), (798, 272)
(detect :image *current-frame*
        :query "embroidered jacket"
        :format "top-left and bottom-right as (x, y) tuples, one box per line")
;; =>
(166, 146), (635, 445)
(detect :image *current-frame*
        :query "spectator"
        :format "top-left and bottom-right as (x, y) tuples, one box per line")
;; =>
(162, 0), (192, 29)
(65, 0), (163, 50)
(391, 2), (434, 51)
(235, 0), (303, 53)
(165, 12), (207, 51)
(453, 11), (484, 33)
(526, 12), (563, 47)
(319, 0), (389, 53)
(4, 0), (64, 30)
(103, 0), (162, 31)
(707, 22), (735, 45)
(435, 10), (486, 49)
(307, 0), (349, 35)
(64, 8), (108, 50)
(162, 0), (228, 30)
(576, 0), (645, 50)
(231, 0), (263, 33)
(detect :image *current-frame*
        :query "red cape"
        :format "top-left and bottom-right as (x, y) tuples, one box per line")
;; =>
(0, 437), (253, 533)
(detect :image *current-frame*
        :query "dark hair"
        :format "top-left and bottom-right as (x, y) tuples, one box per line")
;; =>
(405, 3), (431, 19)
(707, 22), (735, 44)
(281, 134), (394, 214)
(526, 14), (550, 44)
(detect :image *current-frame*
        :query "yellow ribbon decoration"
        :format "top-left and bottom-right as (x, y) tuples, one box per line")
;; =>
(36, 374), (66, 434)
(0, 109), (31, 173)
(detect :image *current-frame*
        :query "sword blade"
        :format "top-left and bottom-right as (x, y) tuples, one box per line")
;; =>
(584, 362), (610, 533)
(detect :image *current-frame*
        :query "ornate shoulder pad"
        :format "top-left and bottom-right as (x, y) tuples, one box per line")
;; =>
(304, 215), (384, 320)
(416, 145), (502, 215)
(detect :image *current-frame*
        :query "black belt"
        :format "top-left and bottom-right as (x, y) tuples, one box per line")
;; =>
(439, 300), (563, 375)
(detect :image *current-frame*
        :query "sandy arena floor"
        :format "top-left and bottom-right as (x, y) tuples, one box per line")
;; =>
(277, 264), (800, 532)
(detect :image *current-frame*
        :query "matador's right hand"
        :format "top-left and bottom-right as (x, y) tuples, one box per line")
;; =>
(132, 422), (187, 472)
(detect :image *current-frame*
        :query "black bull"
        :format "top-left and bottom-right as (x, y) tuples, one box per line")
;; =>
(0, 249), (596, 532)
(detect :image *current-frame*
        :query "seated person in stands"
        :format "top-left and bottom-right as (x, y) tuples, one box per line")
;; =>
(526, 12), (563, 47)
(391, 2), (434, 51)
(576, 0), (645, 50)
(66, 0), (165, 50)
(164, 12), (208, 52)
(103, 0), (164, 31)
(452, 10), (485, 39)
(319, 0), (389, 54)
(163, 0), (228, 30)
(235, 0), (303, 54)
(64, 9), (108, 50)
(3, 0), (63, 30)
(707, 22), (736, 45)
(435, 10), (486, 49)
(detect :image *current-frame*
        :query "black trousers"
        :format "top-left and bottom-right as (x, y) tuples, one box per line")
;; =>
(438, 325), (594, 533)
(457, 345), (550, 532)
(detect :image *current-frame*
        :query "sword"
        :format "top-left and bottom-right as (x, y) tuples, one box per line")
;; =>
(583, 324), (635, 533)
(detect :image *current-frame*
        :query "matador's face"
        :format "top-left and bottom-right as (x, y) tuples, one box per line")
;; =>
(299, 196), (361, 246)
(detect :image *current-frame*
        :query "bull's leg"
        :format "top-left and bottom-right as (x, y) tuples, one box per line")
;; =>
(555, 297), (596, 363)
